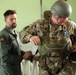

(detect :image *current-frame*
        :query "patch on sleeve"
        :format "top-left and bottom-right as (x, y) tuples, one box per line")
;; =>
(0, 36), (4, 42)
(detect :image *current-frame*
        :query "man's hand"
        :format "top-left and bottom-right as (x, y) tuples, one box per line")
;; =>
(29, 36), (41, 45)
(33, 56), (40, 61)
(72, 44), (76, 52)
(23, 51), (32, 59)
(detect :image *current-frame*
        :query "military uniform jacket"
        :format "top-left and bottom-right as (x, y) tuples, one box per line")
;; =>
(19, 18), (76, 75)
(19, 18), (76, 45)
(0, 26), (24, 75)
(19, 19), (76, 55)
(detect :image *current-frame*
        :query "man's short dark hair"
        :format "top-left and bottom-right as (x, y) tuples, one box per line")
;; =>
(3, 10), (16, 18)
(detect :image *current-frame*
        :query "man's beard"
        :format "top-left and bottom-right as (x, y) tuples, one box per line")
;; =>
(9, 23), (17, 29)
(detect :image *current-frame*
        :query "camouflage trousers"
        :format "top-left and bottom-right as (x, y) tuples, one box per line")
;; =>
(39, 57), (76, 75)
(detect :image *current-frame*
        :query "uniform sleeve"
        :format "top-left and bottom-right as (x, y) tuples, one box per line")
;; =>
(67, 20), (76, 44)
(19, 19), (45, 44)
(0, 34), (23, 64)
(67, 20), (76, 35)
(19, 22), (36, 44)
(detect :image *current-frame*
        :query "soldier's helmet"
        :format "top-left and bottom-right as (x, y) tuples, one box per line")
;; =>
(51, 0), (72, 18)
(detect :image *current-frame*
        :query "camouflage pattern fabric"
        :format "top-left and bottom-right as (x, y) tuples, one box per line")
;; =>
(19, 17), (76, 75)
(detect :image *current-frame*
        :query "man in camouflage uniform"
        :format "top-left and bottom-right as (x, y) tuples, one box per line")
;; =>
(19, 0), (76, 75)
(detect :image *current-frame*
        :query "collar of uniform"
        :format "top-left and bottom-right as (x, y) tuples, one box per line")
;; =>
(4, 26), (17, 38)
(4, 26), (15, 35)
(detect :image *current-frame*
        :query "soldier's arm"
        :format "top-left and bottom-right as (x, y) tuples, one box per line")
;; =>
(67, 20), (76, 36)
(19, 19), (44, 44)
(68, 20), (76, 44)
(72, 22), (76, 52)
(19, 22), (36, 44)
(67, 20), (76, 52)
